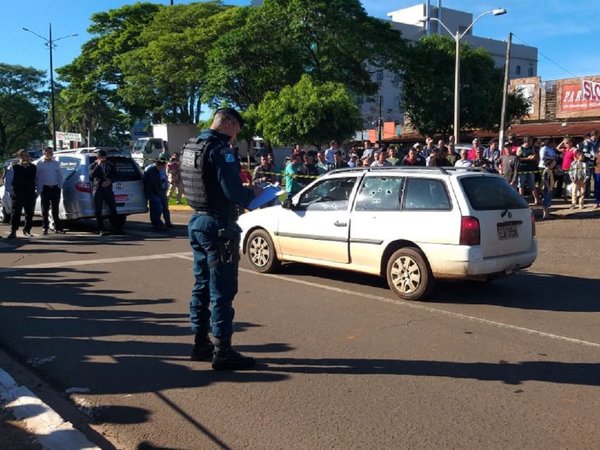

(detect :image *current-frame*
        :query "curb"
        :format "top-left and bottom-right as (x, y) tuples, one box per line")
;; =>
(0, 367), (100, 450)
(168, 204), (192, 212)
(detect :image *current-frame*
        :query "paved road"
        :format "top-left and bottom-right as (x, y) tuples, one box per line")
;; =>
(1, 207), (599, 449)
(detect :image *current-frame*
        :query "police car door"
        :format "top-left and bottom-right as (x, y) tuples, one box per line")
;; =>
(277, 175), (358, 264)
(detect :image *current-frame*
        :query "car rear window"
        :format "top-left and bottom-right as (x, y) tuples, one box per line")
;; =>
(110, 157), (142, 182)
(89, 156), (142, 182)
(461, 176), (528, 210)
(57, 157), (81, 179)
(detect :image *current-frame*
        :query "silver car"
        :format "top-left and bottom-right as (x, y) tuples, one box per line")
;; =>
(1, 148), (148, 226)
(0, 158), (18, 223)
(35, 147), (148, 228)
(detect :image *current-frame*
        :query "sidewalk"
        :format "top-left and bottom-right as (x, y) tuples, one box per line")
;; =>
(0, 349), (101, 450)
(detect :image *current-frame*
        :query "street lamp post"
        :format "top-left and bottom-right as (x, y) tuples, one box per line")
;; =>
(23, 24), (78, 152)
(423, 8), (507, 144)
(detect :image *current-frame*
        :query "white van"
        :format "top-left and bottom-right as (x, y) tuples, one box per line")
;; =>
(131, 138), (168, 168)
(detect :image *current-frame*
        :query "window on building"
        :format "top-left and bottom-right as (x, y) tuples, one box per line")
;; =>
(516, 65), (521, 75)
(528, 67), (534, 77)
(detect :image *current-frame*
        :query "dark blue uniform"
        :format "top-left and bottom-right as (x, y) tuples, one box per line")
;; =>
(182, 129), (254, 343)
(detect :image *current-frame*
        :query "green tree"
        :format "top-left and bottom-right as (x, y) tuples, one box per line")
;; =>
(119, 2), (236, 123)
(0, 64), (47, 156)
(57, 2), (163, 138)
(401, 35), (529, 137)
(256, 74), (362, 147)
(204, 0), (406, 109)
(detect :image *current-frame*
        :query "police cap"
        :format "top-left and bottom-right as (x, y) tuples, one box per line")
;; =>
(96, 149), (107, 157)
(215, 107), (244, 129)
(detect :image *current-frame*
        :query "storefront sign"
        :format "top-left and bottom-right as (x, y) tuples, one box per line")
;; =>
(559, 83), (600, 112)
(55, 131), (83, 142)
(582, 79), (600, 101)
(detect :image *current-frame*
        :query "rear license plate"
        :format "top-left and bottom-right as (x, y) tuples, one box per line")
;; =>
(497, 223), (518, 240)
(114, 194), (129, 202)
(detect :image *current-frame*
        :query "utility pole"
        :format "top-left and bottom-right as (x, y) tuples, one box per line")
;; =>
(378, 95), (383, 147)
(48, 24), (56, 152)
(499, 32), (512, 147)
(23, 24), (78, 151)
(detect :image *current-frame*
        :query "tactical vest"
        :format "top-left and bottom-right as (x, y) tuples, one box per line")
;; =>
(181, 136), (232, 217)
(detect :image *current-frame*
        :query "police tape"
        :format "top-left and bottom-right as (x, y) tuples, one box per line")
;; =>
(251, 168), (563, 179)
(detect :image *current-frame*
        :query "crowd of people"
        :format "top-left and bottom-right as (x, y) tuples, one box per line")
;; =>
(3, 130), (599, 239)
(246, 132), (600, 220)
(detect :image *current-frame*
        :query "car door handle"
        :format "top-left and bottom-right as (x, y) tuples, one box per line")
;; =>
(334, 220), (348, 227)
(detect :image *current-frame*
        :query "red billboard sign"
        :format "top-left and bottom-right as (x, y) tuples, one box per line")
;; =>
(558, 82), (600, 117)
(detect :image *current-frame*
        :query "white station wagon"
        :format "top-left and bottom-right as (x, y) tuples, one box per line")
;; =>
(238, 166), (538, 300)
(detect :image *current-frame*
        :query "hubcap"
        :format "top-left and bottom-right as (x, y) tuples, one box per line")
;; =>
(390, 255), (421, 294)
(249, 236), (270, 267)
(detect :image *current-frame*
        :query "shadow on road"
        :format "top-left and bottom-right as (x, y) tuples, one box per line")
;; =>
(0, 267), (288, 395)
(260, 357), (600, 386)
(269, 263), (600, 312)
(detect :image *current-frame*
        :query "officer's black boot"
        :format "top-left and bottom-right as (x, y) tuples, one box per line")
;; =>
(190, 333), (214, 361)
(212, 338), (256, 371)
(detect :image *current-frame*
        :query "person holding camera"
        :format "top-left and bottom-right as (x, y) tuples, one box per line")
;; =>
(181, 108), (260, 371)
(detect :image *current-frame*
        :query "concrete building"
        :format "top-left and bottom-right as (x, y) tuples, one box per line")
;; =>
(362, 3), (538, 134)
(250, 1), (538, 137)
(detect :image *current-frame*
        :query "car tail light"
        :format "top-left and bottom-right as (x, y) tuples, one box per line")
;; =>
(531, 212), (536, 237)
(460, 216), (480, 246)
(75, 182), (92, 193)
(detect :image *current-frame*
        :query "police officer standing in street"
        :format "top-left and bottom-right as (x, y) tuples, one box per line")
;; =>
(36, 147), (65, 234)
(182, 108), (259, 371)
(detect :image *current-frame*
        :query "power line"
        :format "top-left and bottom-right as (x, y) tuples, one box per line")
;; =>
(511, 33), (578, 79)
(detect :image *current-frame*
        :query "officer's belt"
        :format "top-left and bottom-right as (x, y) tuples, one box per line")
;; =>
(193, 210), (220, 217)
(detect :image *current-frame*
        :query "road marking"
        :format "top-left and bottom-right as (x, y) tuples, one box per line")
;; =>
(5, 251), (599, 350)
(234, 267), (600, 350)
(0, 252), (192, 273)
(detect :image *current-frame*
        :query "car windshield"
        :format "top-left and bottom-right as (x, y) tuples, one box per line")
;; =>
(460, 176), (528, 210)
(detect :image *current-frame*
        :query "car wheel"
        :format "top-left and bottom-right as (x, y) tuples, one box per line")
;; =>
(246, 229), (280, 273)
(0, 207), (10, 224)
(386, 247), (433, 301)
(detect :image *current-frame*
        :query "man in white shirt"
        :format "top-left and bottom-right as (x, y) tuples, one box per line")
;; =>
(454, 149), (473, 168)
(35, 147), (65, 234)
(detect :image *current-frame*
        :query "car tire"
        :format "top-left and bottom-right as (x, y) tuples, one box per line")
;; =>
(246, 229), (280, 273)
(386, 247), (433, 301)
(0, 207), (10, 224)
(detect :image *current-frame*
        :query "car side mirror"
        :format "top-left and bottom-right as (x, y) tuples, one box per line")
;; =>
(282, 197), (294, 210)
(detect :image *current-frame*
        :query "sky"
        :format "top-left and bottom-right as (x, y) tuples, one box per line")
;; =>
(1, 0), (597, 83)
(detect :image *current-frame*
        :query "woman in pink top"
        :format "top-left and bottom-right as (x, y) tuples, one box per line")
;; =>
(558, 138), (577, 171)
(556, 138), (577, 200)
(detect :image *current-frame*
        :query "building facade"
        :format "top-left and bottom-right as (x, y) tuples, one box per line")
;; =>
(251, 1), (539, 138)
(361, 3), (537, 133)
